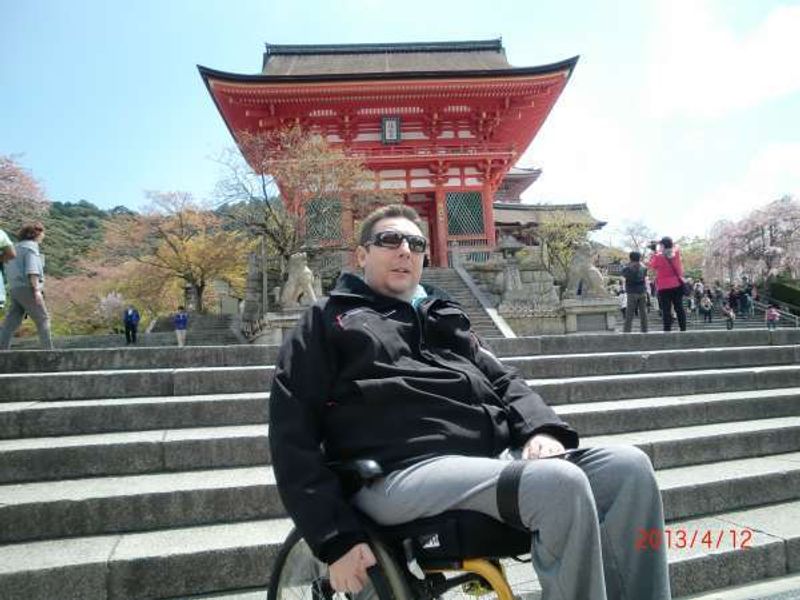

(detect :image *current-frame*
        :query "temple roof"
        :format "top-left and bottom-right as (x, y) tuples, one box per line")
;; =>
(493, 202), (606, 230)
(494, 167), (543, 203)
(261, 39), (514, 75)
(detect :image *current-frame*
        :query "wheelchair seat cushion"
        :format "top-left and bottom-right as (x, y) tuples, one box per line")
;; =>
(375, 510), (531, 561)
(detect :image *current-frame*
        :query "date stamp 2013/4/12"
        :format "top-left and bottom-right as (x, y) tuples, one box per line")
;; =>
(635, 528), (753, 551)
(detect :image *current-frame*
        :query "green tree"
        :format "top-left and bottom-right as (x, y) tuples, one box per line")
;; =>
(535, 210), (594, 297)
(101, 192), (252, 312)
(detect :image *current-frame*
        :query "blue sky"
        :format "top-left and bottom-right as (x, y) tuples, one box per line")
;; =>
(1, 0), (798, 243)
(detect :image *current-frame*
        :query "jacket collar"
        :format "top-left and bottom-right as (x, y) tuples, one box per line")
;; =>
(330, 272), (449, 305)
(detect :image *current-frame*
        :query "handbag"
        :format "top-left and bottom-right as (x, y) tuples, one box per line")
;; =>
(664, 254), (691, 296)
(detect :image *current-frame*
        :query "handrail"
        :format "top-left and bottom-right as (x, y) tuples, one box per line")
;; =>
(452, 265), (517, 339)
(754, 300), (800, 328)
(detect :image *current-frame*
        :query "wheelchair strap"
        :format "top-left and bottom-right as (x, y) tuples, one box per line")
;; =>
(497, 461), (527, 530)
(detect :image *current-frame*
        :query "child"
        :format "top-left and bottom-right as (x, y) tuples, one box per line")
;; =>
(766, 305), (780, 331)
(700, 296), (713, 323)
(722, 303), (736, 330)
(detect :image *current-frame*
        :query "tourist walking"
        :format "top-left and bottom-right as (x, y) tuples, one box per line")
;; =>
(766, 305), (780, 331)
(0, 222), (53, 350)
(646, 236), (687, 332)
(123, 305), (140, 344)
(700, 295), (713, 323)
(0, 226), (16, 309)
(622, 251), (648, 333)
(722, 303), (736, 330)
(173, 306), (189, 347)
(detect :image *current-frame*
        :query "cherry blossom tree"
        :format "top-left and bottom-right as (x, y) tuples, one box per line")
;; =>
(704, 196), (800, 283)
(0, 155), (50, 232)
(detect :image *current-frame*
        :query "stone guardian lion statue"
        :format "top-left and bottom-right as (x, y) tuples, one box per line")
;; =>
(564, 242), (607, 299)
(280, 253), (317, 308)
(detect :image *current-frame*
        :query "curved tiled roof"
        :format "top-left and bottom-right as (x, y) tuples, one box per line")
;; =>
(261, 39), (512, 76)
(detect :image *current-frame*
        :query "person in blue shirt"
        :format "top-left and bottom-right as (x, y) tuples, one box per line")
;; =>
(173, 306), (188, 347)
(123, 305), (141, 345)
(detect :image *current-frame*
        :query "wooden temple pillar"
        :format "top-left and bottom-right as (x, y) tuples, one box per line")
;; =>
(433, 185), (449, 267)
(341, 194), (355, 245)
(482, 176), (497, 248)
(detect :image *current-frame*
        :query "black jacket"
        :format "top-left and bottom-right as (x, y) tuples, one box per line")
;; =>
(269, 273), (579, 564)
(622, 263), (647, 294)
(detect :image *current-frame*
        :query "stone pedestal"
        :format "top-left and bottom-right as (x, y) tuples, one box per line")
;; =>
(562, 298), (618, 333)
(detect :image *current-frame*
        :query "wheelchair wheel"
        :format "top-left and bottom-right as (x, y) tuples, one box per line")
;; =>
(430, 559), (540, 600)
(268, 527), (413, 600)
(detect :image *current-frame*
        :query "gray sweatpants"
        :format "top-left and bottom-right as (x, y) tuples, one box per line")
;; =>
(0, 287), (53, 350)
(353, 445), (670, 600)
(624, 293), (649, 333)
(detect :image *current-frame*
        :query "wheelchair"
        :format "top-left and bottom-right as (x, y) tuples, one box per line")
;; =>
(268, 460), (538, 600)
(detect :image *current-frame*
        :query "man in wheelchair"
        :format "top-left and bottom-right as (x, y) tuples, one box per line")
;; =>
(270, 204), (670, 600)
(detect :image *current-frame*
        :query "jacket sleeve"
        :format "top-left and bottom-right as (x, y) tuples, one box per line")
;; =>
(269, 304), (369, 564)
(469, 335), (579, 450)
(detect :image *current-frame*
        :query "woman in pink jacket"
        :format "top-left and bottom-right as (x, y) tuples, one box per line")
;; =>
(646, 236), (687, 332)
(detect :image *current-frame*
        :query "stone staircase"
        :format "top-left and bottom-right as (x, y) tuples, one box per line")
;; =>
(151, 313), (243, 346)
(616, 303), (798, 332)
(421, 267), (503, 338)
(1, 330), (800, 598)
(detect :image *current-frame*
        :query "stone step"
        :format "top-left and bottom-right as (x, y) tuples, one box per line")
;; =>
(3, 336), (796, 379)
(2, 449), (799, 544)
(0, 466), (283, 543)
(3, 330), (797, 375)
(0, 392), (269, 439)
(655, 452), (800, 521)
(676, 572), (800, 599)
(4, 385), (799, 444)
(527, 364), (800, 405)
(2, 496), (799, 599)
(486, 329), (800, 357)
(506, 345), (800, 379)
(584, 417), (800, 469)
(557, 388), (800, 436)
(4, 347), (798, 404)
(0, 517), (294, 600)
(666, 499), (800, 597)
(0, 425), (269, 483)
(0, 345), (277, 374)
(0, 365), (274, 402)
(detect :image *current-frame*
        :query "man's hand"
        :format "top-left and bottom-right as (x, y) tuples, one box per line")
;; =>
(329, 543), (377, 594)
(33, 289), (44, 307)
(522, 433), (565, 460)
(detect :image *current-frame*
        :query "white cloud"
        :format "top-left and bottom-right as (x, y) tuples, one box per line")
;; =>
(683, 141), (800, 234)
(516, 84), (649, 236)
(646, 1), (800, 119)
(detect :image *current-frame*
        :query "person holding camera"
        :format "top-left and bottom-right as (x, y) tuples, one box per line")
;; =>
(646, 236), (687, 332)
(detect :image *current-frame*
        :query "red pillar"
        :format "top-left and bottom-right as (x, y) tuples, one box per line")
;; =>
(482, 178), (497, 248)
(434, 185), (449, 267)
(341, 194), (354, 245)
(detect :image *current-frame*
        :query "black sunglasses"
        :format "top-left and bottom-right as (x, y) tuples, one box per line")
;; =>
(367, 230), (428, 254)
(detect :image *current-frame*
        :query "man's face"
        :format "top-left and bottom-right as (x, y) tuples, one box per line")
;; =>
(356, 216), (426, 301)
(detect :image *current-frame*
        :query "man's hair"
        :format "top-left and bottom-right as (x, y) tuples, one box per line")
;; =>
(17, 222), (45, 241)
(358, 204), (422, 247)
(177, 305), (185, 310)
(629, 251), (641, 262)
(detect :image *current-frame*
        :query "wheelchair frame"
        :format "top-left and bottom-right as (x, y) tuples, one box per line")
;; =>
(268, 519), (530, 600)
